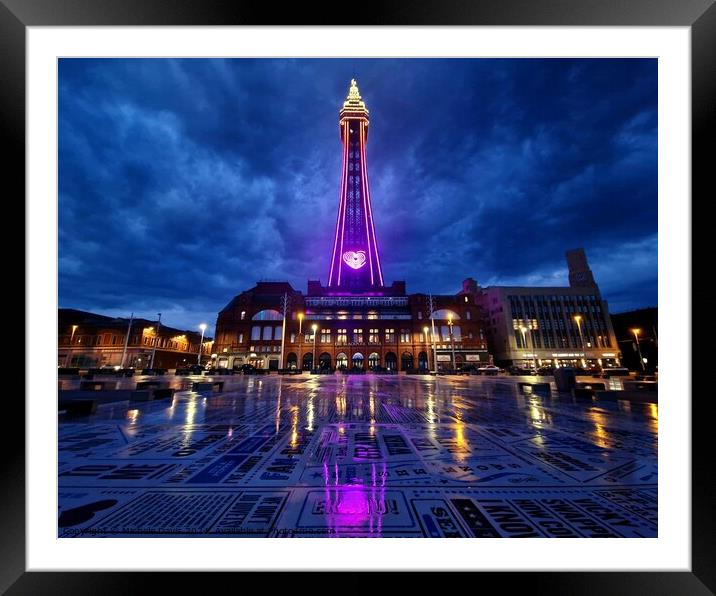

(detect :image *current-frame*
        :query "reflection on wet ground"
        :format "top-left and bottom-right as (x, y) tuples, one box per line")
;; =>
(59, 375), (657, 537)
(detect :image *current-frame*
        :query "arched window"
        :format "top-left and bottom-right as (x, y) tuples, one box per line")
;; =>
(418, 351), (429, 370)
(286, 353), (298, 369)
(432, 309), (460, 321)
(336, 352), (348, 369)
(368, 352), (380, 368)
(252, 309), (283, 321)
(385, 352), (397, 370)
(319, 352), (332, 370)
(302, 353), (313, 370)
(352, 352), (365, 370)
(401, 352), (414, 371)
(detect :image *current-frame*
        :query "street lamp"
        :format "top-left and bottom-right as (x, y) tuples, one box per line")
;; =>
(519, 325), (529, 370)
(527, 319), (539, 372)
(149, 312), (162, 370)
(428, 294), (438, 374)
(631, 328), (645, 371)
(423, 326), (430, 372)
(298, 312), (304, 366)
(312, 323), (318, 372)
(447, 315), (456, 373)
(574, 315), (585, 367)
(198, 323), (207, 365)
(65, 324), (78, 367)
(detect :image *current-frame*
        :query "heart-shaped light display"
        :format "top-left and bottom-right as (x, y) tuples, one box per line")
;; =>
(343, 250), (367, 270)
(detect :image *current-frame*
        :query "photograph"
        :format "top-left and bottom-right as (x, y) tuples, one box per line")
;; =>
(56, 57), (659, 539)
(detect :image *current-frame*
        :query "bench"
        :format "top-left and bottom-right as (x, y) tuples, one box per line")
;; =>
(572, 387), (598, 399)
(151, 388), (175, 400)
(576, 381), (606, 390)
(59, 389), (153, 404)
(136, 380), (163, 390)
(80, 380), (112, 391)
(518, 382), (551, 395)
(594, 390), (658, 404)
(192, 381), (225, 393)
(622, 381), (658, 392)
(58, 399), (97, 416)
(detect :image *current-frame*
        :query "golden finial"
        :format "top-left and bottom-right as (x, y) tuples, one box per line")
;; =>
(348, 78), (361, 100)
(341, 78), (368, 116)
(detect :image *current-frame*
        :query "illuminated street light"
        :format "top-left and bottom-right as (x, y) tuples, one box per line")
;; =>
(423, 326), (430, 372)
(631, 328), (645, 372)
(312, 323), (318, 372)
(519, 325), (529, 369)
(198, 323), (207, 364)
(65, 324), (78, 367)
(149, 313), (162, 370)
(574, 315), (585, 367)
(447, 315), (456, 373)
(297, 312), (304, 370)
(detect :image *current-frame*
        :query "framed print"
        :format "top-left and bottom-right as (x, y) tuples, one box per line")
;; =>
(7, 0), (714, 591)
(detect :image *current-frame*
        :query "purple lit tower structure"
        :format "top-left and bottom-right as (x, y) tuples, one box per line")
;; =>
(328, 79), (384, 290)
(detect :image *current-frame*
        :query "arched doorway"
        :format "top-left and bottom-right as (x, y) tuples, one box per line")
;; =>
(401, 352), (414, 371)
(418, 351), (428, 371)
(368, 352), (380, 370)
(302, 353), (313, 371)
(385, 352), (397, 371)
(319, 352), (332, 371)
(455, 354), (464, 369)
(352, 352), (365, 371)
(286, 353), (297, 370)
(336, 352), (348, 370)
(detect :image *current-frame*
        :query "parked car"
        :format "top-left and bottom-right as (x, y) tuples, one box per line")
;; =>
(508, 366), (536, 376)
(240, 364), (257, 375)
(477, 365), (500, 375)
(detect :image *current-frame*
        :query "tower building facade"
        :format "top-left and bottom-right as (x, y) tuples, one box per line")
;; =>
(212, 80), (619, 372)
(328, 79), (384, 290)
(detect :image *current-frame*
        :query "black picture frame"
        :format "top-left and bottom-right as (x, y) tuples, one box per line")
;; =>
(6, 0), (712, 591)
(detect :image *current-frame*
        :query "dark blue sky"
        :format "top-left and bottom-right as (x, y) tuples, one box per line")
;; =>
(59, 58), (657, 331)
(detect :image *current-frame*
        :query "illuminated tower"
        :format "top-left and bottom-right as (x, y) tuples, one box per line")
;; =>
(328, 79), (384, 290)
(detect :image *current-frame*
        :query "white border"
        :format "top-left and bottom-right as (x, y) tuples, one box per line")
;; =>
(27, 26), (690, 571)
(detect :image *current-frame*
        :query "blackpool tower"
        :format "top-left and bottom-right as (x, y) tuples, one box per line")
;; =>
(327, 79), (384, 290)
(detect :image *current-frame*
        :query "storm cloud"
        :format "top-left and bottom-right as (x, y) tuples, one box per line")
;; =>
(59, 58), (657, 330)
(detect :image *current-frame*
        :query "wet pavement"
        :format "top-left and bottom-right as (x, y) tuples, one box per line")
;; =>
(58, 374), (658, 537)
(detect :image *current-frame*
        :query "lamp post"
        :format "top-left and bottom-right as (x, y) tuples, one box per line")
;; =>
(149, 312), (161, 370)
(312, 323), (318, 372)
(519, 325), (529, 370)
(279, 293), (288, 370)
(197, 323), (207, 365)
(573, 315), (586, 367)
(423, 326), (430, 372)
(428, 294), (438, 374)
(120, 314), (133, 369)
(447, 315), (456, 373)
(65, 324), (78, 367)
(631, 328), (645, 371)
(297, 312), (304, 368)
(527, 319), (538, 372)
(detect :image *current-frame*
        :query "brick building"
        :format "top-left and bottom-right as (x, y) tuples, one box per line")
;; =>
(58, 309), (213, 369)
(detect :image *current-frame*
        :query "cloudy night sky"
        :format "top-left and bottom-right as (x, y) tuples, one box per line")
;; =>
(59, 58), (657, 332)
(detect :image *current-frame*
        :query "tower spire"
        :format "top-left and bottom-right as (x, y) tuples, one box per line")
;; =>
(328, 80), (383, 290)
